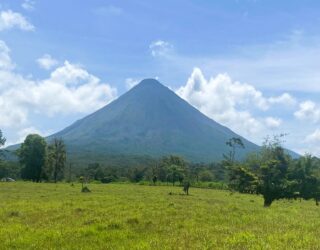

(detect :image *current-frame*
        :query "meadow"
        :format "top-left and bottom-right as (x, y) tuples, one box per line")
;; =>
(1, 182), (320, 250)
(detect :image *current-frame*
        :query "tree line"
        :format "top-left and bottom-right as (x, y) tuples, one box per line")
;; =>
(1, 129), (320, 207)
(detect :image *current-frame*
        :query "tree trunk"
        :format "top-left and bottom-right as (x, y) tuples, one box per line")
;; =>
(54, 170), (57, 183)
(263, 196), (273, 207)
(316, 199), (319, 206)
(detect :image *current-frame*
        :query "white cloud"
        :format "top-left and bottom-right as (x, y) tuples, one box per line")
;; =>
(149, 40), (173, 57)
(17, 127), (43, 144)
(268, 93), (296, 106)
(0, 40), (14, 70)
(305, 129), (320, 143)
(265, 117), (282, 129)
(22, 0), (35, 11)
(0, 41), (117, 130)
(37, 54), (58, 70)
(294, 101), (320, 123)
(176, 68), (293, 139)
(294, 129), (320, 156)
(125, 78), (140, 90)
(176, 68), (264, 137)
(0, 10), (34, 31)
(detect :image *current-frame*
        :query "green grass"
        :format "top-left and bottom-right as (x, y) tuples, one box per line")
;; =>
(0, 182), (319, 249)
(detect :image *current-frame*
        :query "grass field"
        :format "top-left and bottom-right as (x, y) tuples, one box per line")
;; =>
(1, 182), (320, 249)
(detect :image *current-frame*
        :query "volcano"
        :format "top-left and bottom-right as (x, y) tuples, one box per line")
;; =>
(45, 79), (259, 165)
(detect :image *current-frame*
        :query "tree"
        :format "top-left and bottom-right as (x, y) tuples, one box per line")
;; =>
(128, 167), (145, 182)
(257, 160), (292, 207)
(199, 170), (214, 182)
(159, 155), (187, 185)
(223, 137), (245, 165)
(256, 135), (294, 206)
(0, 130), (5, 148)
(84, 163), (100, 180)
(166, 164), (186, 186)
(19, 134), (47, 182)
(0, 129), (6, 160)
(47, 138), (67, 183)
(183, 181), (190, 195)
(229, 166), (258, 193)
(190, 163), (204, 182)
(228, 134), (294, 207)
(152, 175), (157, 185)
(289, 155), (320, 205)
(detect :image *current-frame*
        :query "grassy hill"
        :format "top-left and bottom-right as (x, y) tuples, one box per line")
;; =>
(1, 182), (319, 249)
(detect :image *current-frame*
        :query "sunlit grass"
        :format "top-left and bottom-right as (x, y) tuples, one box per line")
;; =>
(0, 182), (319, 249)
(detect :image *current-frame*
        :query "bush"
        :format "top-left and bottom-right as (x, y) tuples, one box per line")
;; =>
(91, 180), (101, 184)
(199, 170), (214, 182)
(193, 181), (228, 190)
(101, 176), (116, 183)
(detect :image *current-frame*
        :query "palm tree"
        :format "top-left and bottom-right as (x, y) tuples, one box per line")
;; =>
(48, 138), (66, 183)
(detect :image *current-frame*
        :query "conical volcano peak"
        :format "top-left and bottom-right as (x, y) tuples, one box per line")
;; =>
(134, 78), (165, 90)
(129, 78), (170, 97)
(47, 76), (260, 165)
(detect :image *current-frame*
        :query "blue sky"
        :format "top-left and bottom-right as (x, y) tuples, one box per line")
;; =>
(0, 0), (320, 156)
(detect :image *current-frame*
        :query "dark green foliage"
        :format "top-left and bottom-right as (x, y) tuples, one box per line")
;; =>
(158, 155), (187, 186)
(0, 161), (21, 179)
(128, 167), (145, 182)
(19, 134), (47, 182)
(228, 135), (293, 206)
(0, 130), (5, 148)
(84, 163), (105, 181)
(47, 138), (67, 183)
(199, 170), (214, 182)
(101, 176), (117, 183)
(229, 166), (258, 194)
(152, 175), (157, 185)
(257, 159), (292, 207)
(289, 155), (320, 205)
(166, 164), (184, 186)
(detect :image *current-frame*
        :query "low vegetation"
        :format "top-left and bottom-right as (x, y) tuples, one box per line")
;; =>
(1, 182), (320, 249)
(1, 129), (320, 248)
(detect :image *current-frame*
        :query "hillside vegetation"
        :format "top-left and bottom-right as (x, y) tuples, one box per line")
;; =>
(1, 182), (319, 249)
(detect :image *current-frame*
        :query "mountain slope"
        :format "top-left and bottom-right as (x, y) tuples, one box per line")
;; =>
(47, 79), (259, 164)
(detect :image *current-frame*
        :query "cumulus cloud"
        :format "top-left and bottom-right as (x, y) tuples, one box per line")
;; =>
(295, 129), (320, 156)
(305, 129), (320, 143)
(17, 126), (44, 144)
(268, 93), (296, 106)
(0, 10), (34, 31)
(0, 40), (14, 70)
(294, 101), (320, 123)
(22, 0), (35, 11)
(265, 117), (282, 129)
(176, 68), (291, 137)
(125, 78), (140, 90)
(149, 40), (173, 57)
(0, 40), (117, 129)
(37, 54), (58, 70)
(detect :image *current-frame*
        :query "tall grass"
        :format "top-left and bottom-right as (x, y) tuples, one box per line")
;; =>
(0, 182), (319, 249)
